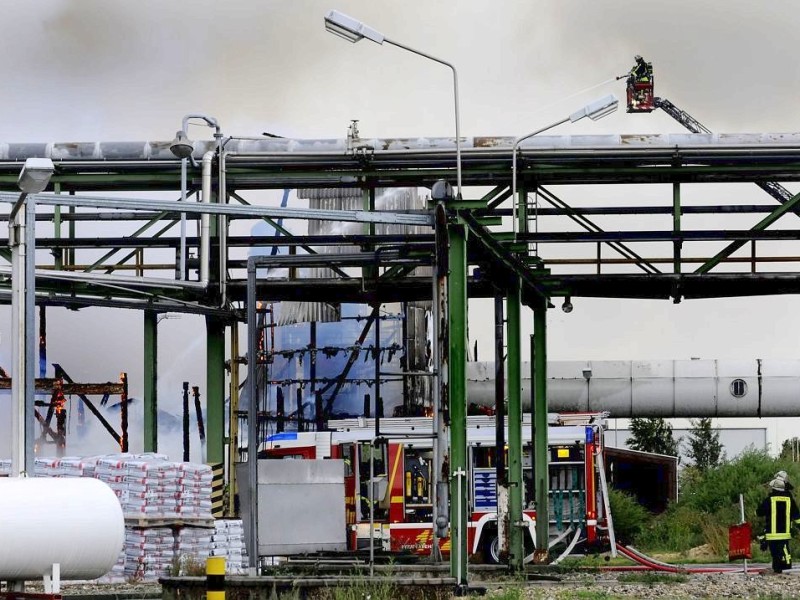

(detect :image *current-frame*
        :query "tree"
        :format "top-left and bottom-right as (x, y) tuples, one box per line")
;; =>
(779, 437), (800, 461)
(685, 417), (723, 471)
(628, 417), (679, 456)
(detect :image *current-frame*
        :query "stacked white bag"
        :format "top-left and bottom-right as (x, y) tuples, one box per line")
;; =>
(124, 527), (175, 580)
(178, 462), (214, 518)
(0, 453), (249, 580)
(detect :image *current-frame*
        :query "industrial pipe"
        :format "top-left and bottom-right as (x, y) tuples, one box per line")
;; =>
(466, 358), (800, 418)
(201, 150), (214, 285)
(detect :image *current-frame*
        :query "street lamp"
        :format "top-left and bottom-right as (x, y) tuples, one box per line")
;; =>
(169, 114), (221, 281)
(512, 94), (618, 237)
(10, 157), (54, 477)
(324, 9), (462, 198)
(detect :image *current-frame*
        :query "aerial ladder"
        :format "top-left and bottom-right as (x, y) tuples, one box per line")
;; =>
(620, 56), (797, 210)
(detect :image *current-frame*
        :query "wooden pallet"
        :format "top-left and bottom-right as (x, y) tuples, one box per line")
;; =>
(124, 516), (215, 529)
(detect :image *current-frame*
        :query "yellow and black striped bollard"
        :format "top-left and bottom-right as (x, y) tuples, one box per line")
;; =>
(206, 557), (226, 600)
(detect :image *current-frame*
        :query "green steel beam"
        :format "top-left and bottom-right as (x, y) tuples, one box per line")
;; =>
(206, 316), (226, 517)
(459, 211), (547, 305)
(695, 190), (800, 274)
(143, 310), (158, 452)
(486, 186), (512, 210)
(506, 280), (524, 570)
(531, 297), (549, 562)
(447, 218), (469, 586)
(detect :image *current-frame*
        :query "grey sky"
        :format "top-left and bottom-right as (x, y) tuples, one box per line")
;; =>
(1, 1), (799, 458)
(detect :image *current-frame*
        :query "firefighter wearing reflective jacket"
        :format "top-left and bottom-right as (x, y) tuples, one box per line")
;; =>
(757, 478), (800, 574)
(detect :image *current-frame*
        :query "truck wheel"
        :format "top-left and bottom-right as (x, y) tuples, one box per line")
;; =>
(482, 533), (501, 564)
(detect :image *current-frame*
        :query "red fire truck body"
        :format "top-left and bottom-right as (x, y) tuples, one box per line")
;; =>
(261, 413), (607, 561)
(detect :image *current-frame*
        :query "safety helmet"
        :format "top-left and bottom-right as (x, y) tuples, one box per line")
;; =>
(776, 470), (788, 481)
(634, 55), (643, 61)
(770, 478), (786, 491)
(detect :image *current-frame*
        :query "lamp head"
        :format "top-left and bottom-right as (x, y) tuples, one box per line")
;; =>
(562, 296), (573, 313)
(431, 179), (454, 201)
(17, 158), (54, 194)
(169, 130), (194, 159)
(569, 94), (619, 123)
(324, 10), (384, 44)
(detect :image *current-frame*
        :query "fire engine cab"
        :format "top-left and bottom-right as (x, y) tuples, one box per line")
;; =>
(260, 412), (610, 563)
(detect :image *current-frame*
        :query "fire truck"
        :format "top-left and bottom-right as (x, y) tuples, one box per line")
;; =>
(260, 412), (610, 562)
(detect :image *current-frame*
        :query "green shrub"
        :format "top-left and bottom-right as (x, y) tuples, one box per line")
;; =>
(608, 488), (651, 544)
(611, 448), (800, 555)
(636, 503), (706, 552)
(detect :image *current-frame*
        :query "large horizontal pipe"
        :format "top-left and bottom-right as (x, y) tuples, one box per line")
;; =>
(467, 359), (800, 418)
(0, 132), (798, 162)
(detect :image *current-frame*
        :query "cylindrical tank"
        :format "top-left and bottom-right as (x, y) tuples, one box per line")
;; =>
(0, 477), (124, 580)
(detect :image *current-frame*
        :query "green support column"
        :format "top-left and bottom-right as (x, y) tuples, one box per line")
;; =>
(506, 280), (524, 570)
(143, 310), (158, 452)
(531, 297), (549, 562)
(447, 219), (469, 587)
(206, 316), (226, 518)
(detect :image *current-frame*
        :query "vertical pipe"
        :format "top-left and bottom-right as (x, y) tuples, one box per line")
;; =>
(310, 321), (317, 419)
(53, 182), (63, 271)
(183, 381), (191, 462)
(193, 386), (207, 463)
(431, 203), (449, 563)
(315, 392), (324, 432)
(276, 387), (285, 433)
(246, 261), (259, 570)
(39, 305), (46, 379)
(24, 197), (37, 476)
(206, 317), (226, 517)
(296, 388), (303, 432)
(531, 298), (549, 561)
(120, 372), (129, 453)
(401, 302), (410, 414)
(201, 152), (213, 284)
(374, 302), (381, 438)
(10, 194), (26, 476)
(494, 295), (508, 560)
(179, 157), (187, 280)
(447, 219), (468, 586)
(673, 182), (681, 275)
(228, 323), (240, 517)
(143, 310), (158, 452)
(507, 282), (523, 569)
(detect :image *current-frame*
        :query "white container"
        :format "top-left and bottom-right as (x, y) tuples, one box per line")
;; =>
(0, 477), (124, 580)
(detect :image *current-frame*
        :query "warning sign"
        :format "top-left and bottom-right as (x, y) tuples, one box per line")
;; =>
(728, 522), (752, 561)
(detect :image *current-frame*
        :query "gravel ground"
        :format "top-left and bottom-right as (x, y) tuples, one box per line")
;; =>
(486, 570), (800, 599)
(17, 570), (800, 599)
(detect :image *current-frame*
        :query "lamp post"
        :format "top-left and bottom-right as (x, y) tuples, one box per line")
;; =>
(170, 114), (221, 281)
(324, 9), (462, 198)
(512, 94), (618, 237)
(10, 157), (54, 477)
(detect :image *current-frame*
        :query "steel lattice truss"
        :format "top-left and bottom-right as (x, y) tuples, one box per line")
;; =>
(1, 131), (800, 313)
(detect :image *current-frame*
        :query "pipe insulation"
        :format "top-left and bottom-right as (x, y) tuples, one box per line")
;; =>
(0, 478), (124, 580)
(466, 358), (800, 418)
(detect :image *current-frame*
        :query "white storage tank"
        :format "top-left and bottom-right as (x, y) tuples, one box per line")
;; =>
(0, 477), (124, 580)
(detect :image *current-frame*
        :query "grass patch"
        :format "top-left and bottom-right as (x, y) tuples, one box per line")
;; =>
(617, 572), (689, 585)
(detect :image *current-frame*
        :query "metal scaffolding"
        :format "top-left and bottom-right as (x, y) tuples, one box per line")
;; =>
(3, 130), (800, 580)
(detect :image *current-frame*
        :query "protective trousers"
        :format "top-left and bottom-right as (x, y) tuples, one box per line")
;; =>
(768, 539), (792, 573)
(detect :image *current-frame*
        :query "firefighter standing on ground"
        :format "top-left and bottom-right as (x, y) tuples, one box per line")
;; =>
(757, 477), (800, 574)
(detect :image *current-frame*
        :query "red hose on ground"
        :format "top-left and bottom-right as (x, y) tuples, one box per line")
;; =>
(614, 543), (759, 574)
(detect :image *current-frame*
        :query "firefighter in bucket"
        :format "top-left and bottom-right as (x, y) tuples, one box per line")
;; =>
(623, 55), (654, 112)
